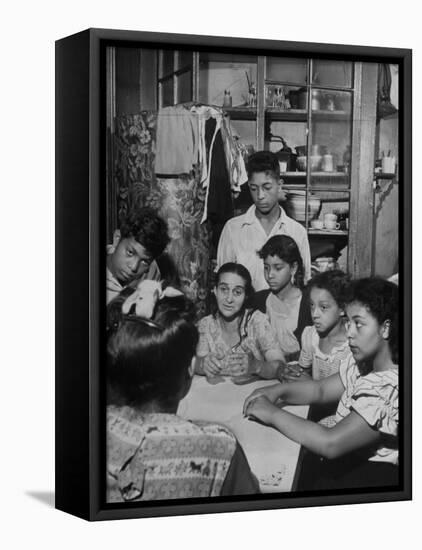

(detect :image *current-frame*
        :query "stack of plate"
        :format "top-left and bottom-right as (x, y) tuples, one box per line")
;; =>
(285, 191), (321, 222)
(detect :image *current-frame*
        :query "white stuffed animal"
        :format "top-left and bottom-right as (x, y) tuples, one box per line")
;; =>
(122, 280), (183, 319)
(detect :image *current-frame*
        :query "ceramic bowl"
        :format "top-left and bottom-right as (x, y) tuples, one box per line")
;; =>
(286, 191), (321, 222)
(296, 155), (322, 172)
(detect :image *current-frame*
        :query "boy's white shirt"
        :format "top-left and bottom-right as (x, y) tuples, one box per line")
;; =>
(216, 205), (311, 291)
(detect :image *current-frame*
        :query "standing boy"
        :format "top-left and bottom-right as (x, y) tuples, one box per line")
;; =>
(106, 206), (170, 304)
(217, 151), (311, 291)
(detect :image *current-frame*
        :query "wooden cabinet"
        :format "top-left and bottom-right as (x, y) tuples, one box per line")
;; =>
(192, 54), (379, 277)
(108, 48), (381, 277)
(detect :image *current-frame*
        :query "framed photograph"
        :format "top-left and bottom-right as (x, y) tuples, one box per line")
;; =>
(55, 28), (412, 521)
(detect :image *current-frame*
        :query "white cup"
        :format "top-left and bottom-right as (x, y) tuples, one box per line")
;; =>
(310, 219), (324, 230)
(321, 154), (334, 172)
(324, 221), (340, 230)
(381, 156), (396, 174)
(324, 213), (337, 224)
(279, 161), (288, 173)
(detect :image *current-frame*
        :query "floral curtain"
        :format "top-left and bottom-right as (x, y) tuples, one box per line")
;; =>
(113, 112), (158, 222)
(113, 111), (212, 319)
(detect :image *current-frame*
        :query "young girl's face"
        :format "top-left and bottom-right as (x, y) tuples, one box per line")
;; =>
(310, 287), (343, 335)
(263, 254), (296, 293)
(345, 301), (386, 362)
(214, 272), (246, 319)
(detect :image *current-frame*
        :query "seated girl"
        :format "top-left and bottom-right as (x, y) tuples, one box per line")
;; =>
(195, 262), (285, 382)
(251, 235), (312, 366)
(107, 288), (259, 502)
(243, 277), (399, 490)
(289, 270), (352, 383)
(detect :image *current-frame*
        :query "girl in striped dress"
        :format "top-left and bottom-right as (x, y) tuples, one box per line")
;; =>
(243, 277), (399, 490)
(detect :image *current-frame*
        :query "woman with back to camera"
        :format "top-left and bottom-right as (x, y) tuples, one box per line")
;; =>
(106, 282), (259, 501)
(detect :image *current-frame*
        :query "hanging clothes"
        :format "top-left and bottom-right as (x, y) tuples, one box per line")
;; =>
(202, 118), (234, 247)
(155, 105), (199, 174)
(220, 117), (248, 195)
(113, 111), (212, 320)
(190, 104), (222, 190)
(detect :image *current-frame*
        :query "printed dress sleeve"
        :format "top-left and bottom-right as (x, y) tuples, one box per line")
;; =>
(351, 369), (399, 436)
(252, 311), (284, 360)
(196, 316), (212, 357)
(298, 326), (314, 369)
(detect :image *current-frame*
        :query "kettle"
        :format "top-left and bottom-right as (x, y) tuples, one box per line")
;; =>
(273, 136), (297, 172)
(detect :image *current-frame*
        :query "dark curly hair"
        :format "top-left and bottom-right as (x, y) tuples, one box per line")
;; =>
(119, 206), (170, 259)
(258, 235), (305, 289)
(107, 294), (198, 411)
(344, 277), (399, 365)
(307, 269), (351, 310)
(247, 150), (280, 180)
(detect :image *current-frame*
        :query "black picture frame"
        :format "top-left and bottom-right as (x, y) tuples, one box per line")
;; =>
(55, 28), (412, 521)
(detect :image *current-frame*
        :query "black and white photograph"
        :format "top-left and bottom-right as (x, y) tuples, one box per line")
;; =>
(101, 36), (409, 511)
(4, 0), (421, 546)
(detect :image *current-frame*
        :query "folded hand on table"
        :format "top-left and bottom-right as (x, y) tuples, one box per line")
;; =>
(243, 394), (279, 425)
(202, 353), (223, 377)
(277, 362), (312, 383)
(226, 352), (255, 376)
(243, 383), (284, 416)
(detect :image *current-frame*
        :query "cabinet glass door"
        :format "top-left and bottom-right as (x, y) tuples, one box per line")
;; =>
(312, 60), (353, 88)
(309, 89), (353, 187)
(306, 80), (353, 271)
(158, 50), (195, 107)
(266, 57), (307, 85)
(198, 52), (258, 109)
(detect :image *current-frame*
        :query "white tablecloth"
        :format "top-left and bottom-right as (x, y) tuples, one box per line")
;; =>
(177, 376), (309, 493)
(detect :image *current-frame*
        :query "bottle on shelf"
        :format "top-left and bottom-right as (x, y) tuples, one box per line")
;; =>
(248, 83), (257, 108)
(222, 90), (232, 108)
(322, 151), (334, 172)
(343, 146), (351, 175)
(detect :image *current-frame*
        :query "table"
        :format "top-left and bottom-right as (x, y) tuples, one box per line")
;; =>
(177, 375), (309, 493)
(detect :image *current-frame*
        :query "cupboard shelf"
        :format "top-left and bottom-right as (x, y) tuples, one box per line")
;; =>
(311, 110), (350, 120)
(308, 229), (348, 236)
(283, 171), (348, 178)
(265, 109), (349, 122)
(266, 108), (307, 121)
(374, 172), (397, 180)
(224, 106), (257, 120)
